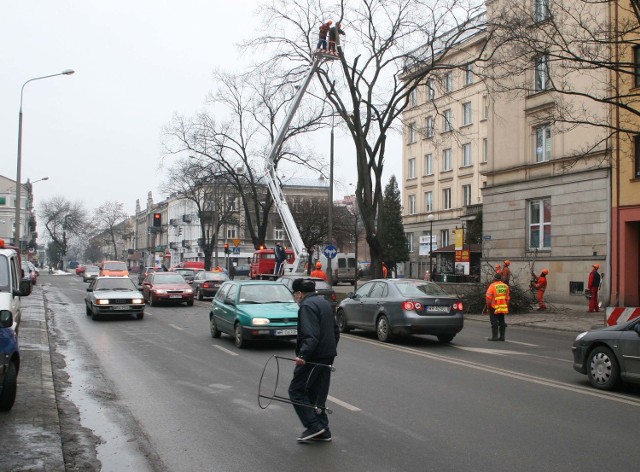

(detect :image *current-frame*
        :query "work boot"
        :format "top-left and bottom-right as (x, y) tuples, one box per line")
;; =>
(498, 326), (506, 341)
(487, 326), (499, 341)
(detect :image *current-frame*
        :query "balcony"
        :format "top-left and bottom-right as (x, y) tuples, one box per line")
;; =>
(182, 240), (191, 248)
(182, 214), (192, 223)
(463, 204), (482, 217)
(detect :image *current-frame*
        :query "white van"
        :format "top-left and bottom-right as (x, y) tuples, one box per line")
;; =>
(320, 252), (357, 286)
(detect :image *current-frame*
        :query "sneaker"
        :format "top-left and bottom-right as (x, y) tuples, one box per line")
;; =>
(297, 426), (326, 442)
(310, 430), (332, 442)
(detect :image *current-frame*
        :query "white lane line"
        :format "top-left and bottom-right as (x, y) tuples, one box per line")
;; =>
(328, 395), (361, 411)
(506, 340), (539, 347)
(213, 345), (239, 356)
(169, 324), (183, 331)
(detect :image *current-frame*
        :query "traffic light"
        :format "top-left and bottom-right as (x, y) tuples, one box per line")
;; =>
(224, 243), (230, 254)
(153, 213), (162, 227)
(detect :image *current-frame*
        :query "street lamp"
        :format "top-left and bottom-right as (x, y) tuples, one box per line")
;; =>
(14, 69), (74, 248)
(427, 213), (435, 278)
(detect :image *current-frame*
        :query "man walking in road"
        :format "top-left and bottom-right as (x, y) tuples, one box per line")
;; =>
(289, 278), (339, 443)
(587, 264), (601, 312)
(485, 273), (510, 341)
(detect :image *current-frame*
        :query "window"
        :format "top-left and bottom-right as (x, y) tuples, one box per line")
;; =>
(408, 122), (417, 143)
(424, 153), (433, 175)
(441, 229), (450, 247)
(274, 226), (284, 240)
(410, 88), (418, 107)
(462, 184), (472, 206)
(442, 188), (452, 210)
(443, 109), (452, 132)
(408, 195), (416, 215)
(443, 149), (452, 171)
(424, 191), (433, 212)
(534, 54), (550, 92)
(535, 124), (551, 162)
(227, 226), (238, 239)
(534, 0), (550, 22)
(529, 198), (551, 250)
(482, 138), (488, 163)
(427, 80), (435, 99)
(462, 143), (472, 167)
(408, 158), (416, 179)
(406, 232), (414, 252)
(635, 135), (640, 178)
(482, 95), (489, 119)
(426, 116), (434, 138)
(464, 64), (474, 85)
(227, 195), (237, 211)
(462, 102), (472, 126)
(444, 72), (453, 93)
(635, 46), (640, 88)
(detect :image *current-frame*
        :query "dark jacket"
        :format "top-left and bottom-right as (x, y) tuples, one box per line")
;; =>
(274, 244), (286, 262)
(296, 293), (339, 361)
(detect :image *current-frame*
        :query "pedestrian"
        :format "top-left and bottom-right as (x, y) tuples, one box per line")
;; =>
(274, 242), (287, 275)
(533, 268), (548, 311)
(587, 264), (601, 312)
(382, 262), (388, 278)
(485, 272), (510, 341)
(502, 260), (511, 285)
(310, 261), (328, 281)
(328, 21), (345, 55)
(495, 263), (502, 275)
(288, 278), (339, 443)
(316, 20), (332, 51)
(229, 263), (236, 281)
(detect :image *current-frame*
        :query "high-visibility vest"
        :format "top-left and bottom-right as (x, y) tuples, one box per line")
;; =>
(486, 281), (510, 314)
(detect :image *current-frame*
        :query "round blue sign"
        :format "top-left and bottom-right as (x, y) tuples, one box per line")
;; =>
(323, 245), (338, 259)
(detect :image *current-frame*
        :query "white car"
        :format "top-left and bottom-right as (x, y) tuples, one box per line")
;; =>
(85, 276), (145, 321)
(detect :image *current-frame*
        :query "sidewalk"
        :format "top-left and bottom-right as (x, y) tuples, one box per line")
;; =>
(0, 285), (65, 471)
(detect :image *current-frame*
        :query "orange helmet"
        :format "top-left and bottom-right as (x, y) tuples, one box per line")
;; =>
(315, 261), (322, 269)
(495, 264), (501, 269)
(504, 260), (510, 266)
(592, 264), (600, 270)
(542, 268), (549, 275)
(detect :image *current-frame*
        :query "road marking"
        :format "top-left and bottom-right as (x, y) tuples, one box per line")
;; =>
(455, 347), (528, 356)
(213, 345), (239, 356)
(169, 324), (183, 331)
(505, 340), (539, 347)
(348, 336), (640, 407)
(328, 395), (361, 411)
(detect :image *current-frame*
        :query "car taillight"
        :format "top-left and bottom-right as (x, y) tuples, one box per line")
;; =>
(203, 282), (212, 288)
(331, 293), (337, 302)
(402, 301), (423, 311)
(452, 301), (464, 311)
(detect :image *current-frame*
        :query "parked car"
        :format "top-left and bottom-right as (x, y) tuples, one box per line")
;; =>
(173, 268), (202, 285)
(140, 272), (194, 306)
(0, 240), (31, 334)
(336, 278), (464, 343)
(138, 266), (162, 285)
(82, 265), (100, 282)
(100, 260), (129, 277)
(234, 264), (251, 277)
(75, 265), (87, 275)
(572, 317), (640, 390)
(21, 261), (35, 293)
(84, 276), (145, 321)
(0, 309), (19, 411)
(209, 280), (298, 348)
(277, 275), (338, 312)
(192, 270), (230, 300)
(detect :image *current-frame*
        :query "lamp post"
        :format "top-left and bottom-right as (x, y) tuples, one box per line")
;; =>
(14, 70), (74, 249)
(427, 213), (435, 278)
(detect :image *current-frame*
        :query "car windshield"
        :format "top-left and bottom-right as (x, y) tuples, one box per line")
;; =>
(153, 274), (186, 284)
(314, 281), (331, 290)
(104, 262), (127, 271)
(94, 278), (137, 291)
(395, 281), (448, 297)
(238, 284), (295, 304)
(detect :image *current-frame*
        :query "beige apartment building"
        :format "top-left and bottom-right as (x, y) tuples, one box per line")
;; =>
(403, 1), (611, 305)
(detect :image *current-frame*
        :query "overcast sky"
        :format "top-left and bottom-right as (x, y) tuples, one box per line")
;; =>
(0, 1), (400, 218)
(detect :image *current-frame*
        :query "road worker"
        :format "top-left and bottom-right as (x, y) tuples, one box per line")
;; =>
(502, 260), (512, 285)
(310, 261), (328, 281)
(485, 273), (510, 341)
(587, 264), (601, 313)
(533, 269), (549, 311)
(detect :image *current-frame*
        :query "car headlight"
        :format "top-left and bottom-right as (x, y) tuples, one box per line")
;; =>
(575, 331), (588, 342)
(252, 318), (270, 326)
(131, 298), (144, 304)
(154, 289), (167, 294)
(96, 299), (109, 305)
(184, 289), (193, 294)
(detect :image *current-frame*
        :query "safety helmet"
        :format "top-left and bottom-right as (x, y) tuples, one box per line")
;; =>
(542, 268), (549, 275)
(592, 264), (600, 270)
(504, 260), (510, 266)
(495, 264), (501, 269)
(315, 261), (322, 269)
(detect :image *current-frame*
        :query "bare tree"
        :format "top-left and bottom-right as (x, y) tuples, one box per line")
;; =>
(94, 201), (128, 260)
(249, 0), (486, 277)
(163, 66), (327, 250)
(39, 196), (89, 269)
(162, 159), (239, 270)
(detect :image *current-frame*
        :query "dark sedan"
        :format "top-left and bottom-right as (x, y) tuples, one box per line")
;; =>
(572, 317), (640, 390)
(141, 272), (194, 306)
(192, 271), (230, 300)
(173, 268), (202, 285)
(277, 275), (337, 312)
(336, 278), (464, 343)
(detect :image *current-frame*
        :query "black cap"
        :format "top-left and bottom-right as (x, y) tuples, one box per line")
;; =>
(292, 278), (315, 293)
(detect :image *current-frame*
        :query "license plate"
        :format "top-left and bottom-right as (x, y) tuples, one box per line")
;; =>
(275, 329), (297, 336)
(113, 305), (129, 310)
(169, 295), (182, 299)
(427, 306), (450, 312)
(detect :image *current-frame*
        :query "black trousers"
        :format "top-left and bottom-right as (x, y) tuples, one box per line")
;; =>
(288, 357), (334, 430)
(489, 309), (507, 329)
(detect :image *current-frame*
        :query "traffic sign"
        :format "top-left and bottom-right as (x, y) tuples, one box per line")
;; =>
(323, 245), (338, 259)
(483, 235), (492, 240)
(232, 247), (241, 255)
(232, 239), (241, 247)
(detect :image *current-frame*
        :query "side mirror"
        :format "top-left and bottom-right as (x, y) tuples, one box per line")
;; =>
(86, 287), (93, 292)
(0, 310), (13, 328)
(347, 292), (355, 298)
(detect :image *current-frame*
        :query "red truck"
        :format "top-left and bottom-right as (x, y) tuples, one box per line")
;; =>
(250, 248), (295, 280)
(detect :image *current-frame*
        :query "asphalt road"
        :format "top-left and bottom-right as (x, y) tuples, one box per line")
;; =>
(44, 275), (640, 472)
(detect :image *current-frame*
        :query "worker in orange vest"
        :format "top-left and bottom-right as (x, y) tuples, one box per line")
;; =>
(495, 263), (502, 275)
(310, 261), (328, 281)
(587, 264), (601, 312)
(533, 268), (549, 311)
(501, 260), (512, 285)
(485, 273), (510, 341)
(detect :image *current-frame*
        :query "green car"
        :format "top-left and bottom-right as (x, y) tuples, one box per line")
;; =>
(209, 281), (299, 348)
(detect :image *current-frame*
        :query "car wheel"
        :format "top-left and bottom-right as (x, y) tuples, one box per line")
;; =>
(234, 323), (246, 348)
(85, 303), (92, 316)
(197, 288), (203, 301)
(136, 312), (144, 320)
(437, 334), (455, 343)
(587, 346), (620, 390)
(376, 315), (392, 342)
(336, 309), (350, 333)
(187, 299), (194, 307)
(210, 315), (221, 338)
(0, 361), (18, 411)
(91, 310), (100, 321)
